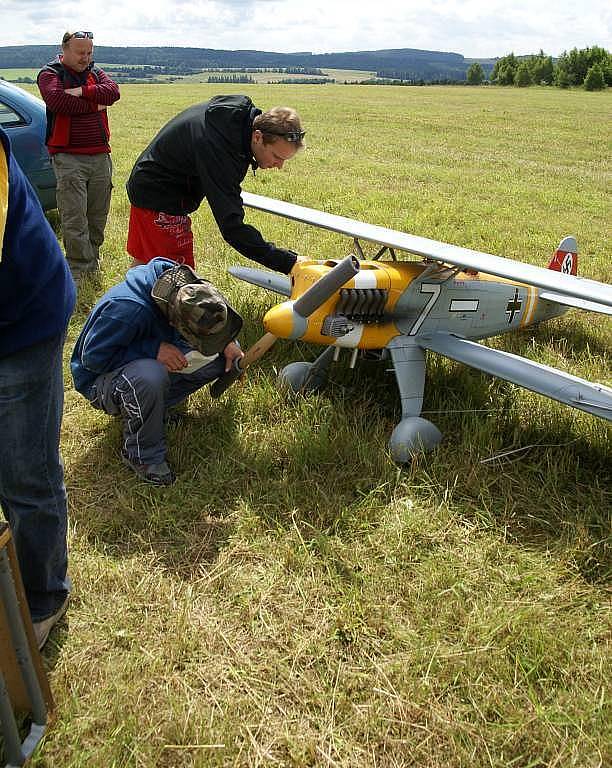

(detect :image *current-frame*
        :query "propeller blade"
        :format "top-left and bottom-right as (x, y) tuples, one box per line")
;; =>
(210, 332), (277, 399)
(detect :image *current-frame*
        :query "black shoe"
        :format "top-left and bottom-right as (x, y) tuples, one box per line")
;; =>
(121, 451), (176, 485)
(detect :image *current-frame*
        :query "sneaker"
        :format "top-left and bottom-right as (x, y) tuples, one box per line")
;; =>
(121, 451), (176, 486)
(33, 596), (70, 650)
(163, 407), (186, 428)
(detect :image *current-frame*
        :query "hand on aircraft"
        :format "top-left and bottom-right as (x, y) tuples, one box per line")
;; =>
(289, 251), (308, 273)
(223, 341), (244, 372)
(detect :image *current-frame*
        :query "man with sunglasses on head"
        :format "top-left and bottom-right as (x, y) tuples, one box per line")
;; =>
(126, 96), (305, 275)
(38, 31), (120, 280)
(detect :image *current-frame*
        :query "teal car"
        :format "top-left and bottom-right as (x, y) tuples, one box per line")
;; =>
(0, 80), (56, 211)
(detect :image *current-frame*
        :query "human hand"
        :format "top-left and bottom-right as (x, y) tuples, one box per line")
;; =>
(157, 342), (188, 372)
(64, 87), (83, 97)
(97, 104), (107, 111)
(223, 341), (244, 372)
(290, 252), (308, 274)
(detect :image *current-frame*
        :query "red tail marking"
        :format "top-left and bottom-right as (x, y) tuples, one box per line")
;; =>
(548, 250), (577, 275)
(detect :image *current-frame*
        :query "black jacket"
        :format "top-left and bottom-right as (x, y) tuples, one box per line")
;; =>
(126, 95), (297, 274)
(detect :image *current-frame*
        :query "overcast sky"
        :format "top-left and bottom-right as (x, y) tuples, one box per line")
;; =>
(3, 0), (611, 58)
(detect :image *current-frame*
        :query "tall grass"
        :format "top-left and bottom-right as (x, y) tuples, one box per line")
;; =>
(7, 83), (611, 767)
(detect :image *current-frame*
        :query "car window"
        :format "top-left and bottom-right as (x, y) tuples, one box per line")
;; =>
(0, 100), (26, 128)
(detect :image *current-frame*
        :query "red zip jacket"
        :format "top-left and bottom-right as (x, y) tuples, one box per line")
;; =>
(37, 57), (120, 155)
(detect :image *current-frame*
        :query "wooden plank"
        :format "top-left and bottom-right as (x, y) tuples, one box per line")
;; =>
(0, 522), (53, 714)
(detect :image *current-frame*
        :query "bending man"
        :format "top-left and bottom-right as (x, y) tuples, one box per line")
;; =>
(126, 95), (304, 274)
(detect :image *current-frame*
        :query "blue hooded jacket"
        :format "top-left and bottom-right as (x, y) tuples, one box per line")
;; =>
(0, 128), (75, 358)
(71, 258), (194, 396)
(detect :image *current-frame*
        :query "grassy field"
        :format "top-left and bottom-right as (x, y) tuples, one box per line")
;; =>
(175, 69), (374, 84)
(6, 84), (612, 767)
(0, 67), (38, 80)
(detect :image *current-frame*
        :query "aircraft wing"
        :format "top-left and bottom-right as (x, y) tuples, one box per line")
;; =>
(418, 331), (612, 422)
(242, 192), (612, 309)
(539, 290), (612, 316)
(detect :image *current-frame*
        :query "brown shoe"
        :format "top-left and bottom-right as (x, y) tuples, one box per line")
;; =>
(33, 596), (70, 650)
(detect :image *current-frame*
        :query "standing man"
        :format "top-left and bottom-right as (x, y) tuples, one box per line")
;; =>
(126, 95), (304, 274)
(71, 259), (243, 486)
(0, 127), (76, 649)
(38, 31), (120, 279)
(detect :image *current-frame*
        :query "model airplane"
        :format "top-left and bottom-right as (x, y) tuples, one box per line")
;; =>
(211, 192), (612, 462)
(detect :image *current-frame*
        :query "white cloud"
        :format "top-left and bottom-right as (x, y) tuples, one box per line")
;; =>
(2, 1), (610, 57)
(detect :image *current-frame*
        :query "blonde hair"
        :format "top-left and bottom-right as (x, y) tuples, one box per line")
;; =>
(253, 107), (305, 148)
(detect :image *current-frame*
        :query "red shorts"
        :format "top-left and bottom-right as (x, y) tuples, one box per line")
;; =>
(127, 205), (195, 267)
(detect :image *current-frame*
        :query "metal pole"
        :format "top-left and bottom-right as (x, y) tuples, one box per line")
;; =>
(0, 668), (25, 767)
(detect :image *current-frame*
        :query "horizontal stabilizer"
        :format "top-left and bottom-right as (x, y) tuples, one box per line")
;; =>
(539, 290), (612, 316)
(418, 332), (612, 422)
(242, 192), (612, 309)
(228, 266), (292, 297)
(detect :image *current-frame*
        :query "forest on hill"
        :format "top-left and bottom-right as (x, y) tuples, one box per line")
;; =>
(0, 45), (494, 82)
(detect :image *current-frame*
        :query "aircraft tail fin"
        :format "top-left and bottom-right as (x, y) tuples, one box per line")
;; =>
(547, 236), (578, 275)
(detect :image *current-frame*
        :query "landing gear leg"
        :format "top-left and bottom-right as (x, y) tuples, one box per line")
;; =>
(388, 337), (442, 462)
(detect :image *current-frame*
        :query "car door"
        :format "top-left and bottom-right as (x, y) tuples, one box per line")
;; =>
(0, 85), (57, 211)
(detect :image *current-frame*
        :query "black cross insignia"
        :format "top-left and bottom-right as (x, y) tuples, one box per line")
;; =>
(505, 288), (522, 324)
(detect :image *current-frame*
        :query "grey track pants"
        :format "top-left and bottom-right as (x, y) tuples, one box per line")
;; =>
(89, 355), (226, 465)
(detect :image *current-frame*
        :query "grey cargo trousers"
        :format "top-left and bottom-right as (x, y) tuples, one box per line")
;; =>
(89, 355), (226, 466)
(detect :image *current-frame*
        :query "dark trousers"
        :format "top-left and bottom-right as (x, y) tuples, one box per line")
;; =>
(0, 334), (70, 621)
(90, 355), (226, 465)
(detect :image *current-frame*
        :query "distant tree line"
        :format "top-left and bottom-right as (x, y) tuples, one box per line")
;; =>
(207, 74), (255, 84)
(488, 47), (610, 90)
(201, 66), (324, 75)
(284, 67), (325, 75)
(1, 44), (606, 89)
(376, 63), (493, 83)
(103, 64), (203, 82)
(271, 77), (334, 84)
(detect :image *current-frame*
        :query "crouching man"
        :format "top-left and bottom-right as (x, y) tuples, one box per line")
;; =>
(71, 258), (243, 485)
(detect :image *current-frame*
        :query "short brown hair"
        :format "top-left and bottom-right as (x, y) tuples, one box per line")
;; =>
(61, 31), (94, 47)
(253, 107), (305, 148)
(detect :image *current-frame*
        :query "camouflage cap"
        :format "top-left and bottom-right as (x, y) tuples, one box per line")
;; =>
(151, 264), (243, 356)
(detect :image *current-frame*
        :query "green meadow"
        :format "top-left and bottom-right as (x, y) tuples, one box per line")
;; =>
(175, 69), (374, 83)
(10, 83), (612, 766)
(0, 68), (38, 80)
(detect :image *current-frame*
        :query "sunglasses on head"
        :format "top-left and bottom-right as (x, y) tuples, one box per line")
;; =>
(68, 31), (94, 40)
(264, 130), (306, 143)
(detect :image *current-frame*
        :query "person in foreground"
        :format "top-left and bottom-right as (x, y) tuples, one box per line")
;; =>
(0, 127), (76, 649)
(126, 95), (304, 273)
(71, 259), (244, 485)
(37, 30), (120, 279)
